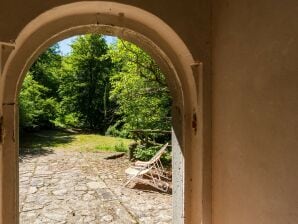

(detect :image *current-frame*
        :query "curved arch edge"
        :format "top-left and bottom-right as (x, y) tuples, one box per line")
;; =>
(0, 2), (206, 224)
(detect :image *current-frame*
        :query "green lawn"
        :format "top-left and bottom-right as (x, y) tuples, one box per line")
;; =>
(20, 129), (133, 153)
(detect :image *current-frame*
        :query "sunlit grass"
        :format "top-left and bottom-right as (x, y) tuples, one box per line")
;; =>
(20, 129), (132, 153)
(71, 134), (131, 152)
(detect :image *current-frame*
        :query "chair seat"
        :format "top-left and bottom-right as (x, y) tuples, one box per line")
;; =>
(123, 143), (170, 192)
(125, 167), (150, 176)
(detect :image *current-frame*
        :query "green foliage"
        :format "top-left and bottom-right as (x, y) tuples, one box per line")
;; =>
(19, 45), (62, 130)
(105, 123), (121, 136)
(58, 34), (116, 131)
(19, 74), (58, 129)
(20, 129), (132, 153)
(53, 112), (80, 128)
(95, 145), (114, 151)
(108, 40), (171, 135)
(133, 145), (171, 166)
(94, 140), (128, 152)
(95, 142), (128, 152)
(19, 36), (172, 167)
(29, 44), (62, 97)
(114, 141), (127, 152)
(19, 35), (172, 156)
(105, 121), (129, 138)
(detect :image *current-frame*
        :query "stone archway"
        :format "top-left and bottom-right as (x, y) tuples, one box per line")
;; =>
(0, 2), (205, 224)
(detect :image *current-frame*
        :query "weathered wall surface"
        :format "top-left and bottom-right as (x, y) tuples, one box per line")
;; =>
(212, 0), (298, 223)
(0, 0), (211, 64)
(1, 0), (298, 223)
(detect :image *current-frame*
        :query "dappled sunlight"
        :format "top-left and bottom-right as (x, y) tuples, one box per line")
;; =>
(20, 130), (76, 149)
(20, 130), (133, 153)
(18, 33), (173, 224)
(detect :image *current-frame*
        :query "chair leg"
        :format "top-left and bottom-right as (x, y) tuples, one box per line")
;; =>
(144, 172), (169, 192)
(123, 173), (138, 187)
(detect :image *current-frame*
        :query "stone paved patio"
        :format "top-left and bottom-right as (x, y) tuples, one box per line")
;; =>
(19, 150), (172, 223)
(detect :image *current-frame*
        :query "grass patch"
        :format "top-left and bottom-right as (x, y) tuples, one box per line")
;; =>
(20, 129), (132, 153)
(95, 141), (127, 152)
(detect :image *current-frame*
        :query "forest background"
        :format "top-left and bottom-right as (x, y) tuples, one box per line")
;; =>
(19, 34), (172, 159)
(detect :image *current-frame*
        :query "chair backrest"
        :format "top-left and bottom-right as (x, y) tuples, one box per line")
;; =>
(148, 143), (169, 164)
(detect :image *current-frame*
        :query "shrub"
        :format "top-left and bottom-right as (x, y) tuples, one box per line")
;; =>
(114, 141), (127, 152)
(106, 123), (130, 138)
(133, 144), (172, 166)
(105, 124), (121, 137)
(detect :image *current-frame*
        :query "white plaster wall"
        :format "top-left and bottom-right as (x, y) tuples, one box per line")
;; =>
(212, 0), (298, 223)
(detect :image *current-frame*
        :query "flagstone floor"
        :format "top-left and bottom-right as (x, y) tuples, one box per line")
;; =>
(19, 150), (172, 224)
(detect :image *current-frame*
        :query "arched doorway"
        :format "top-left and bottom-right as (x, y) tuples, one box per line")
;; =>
(0, 2), (204, 223)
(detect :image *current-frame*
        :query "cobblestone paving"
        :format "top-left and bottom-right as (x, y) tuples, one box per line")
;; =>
(19, 150), (172, 224)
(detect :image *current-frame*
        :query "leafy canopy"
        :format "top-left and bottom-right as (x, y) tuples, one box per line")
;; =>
(108, 40), (171, 134)
(19, 35), (171, 139)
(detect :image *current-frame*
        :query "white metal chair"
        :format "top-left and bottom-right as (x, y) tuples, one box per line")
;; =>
(123, 143), (170, 192)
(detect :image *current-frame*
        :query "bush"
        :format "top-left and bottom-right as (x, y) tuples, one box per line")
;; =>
(114, 141), (127, 152)
(134, 145), (157, 161)
(133, 144), (172, 166)
(106, 123), (130, 138)
(118, 129), (130, 138)
(105, 124), (121, 137)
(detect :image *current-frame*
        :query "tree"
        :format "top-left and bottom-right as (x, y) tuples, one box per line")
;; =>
(29, 44), (62, 98)
(19, 35), (171, 139)
(19, 74), (58, 129)
(19, 45), (62, 129)
(58, 34), (115, 131)
(108, 40), (172, 136)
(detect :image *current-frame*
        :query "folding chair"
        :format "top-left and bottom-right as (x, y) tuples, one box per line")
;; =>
(123, 143), (170, 192)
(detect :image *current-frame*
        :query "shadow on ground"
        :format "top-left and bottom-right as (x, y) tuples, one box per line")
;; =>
(132, 183), (172, 195)
(19, 129), (76, 158)
(20, 129), (76, 148)
(19, 147), (54, 158)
